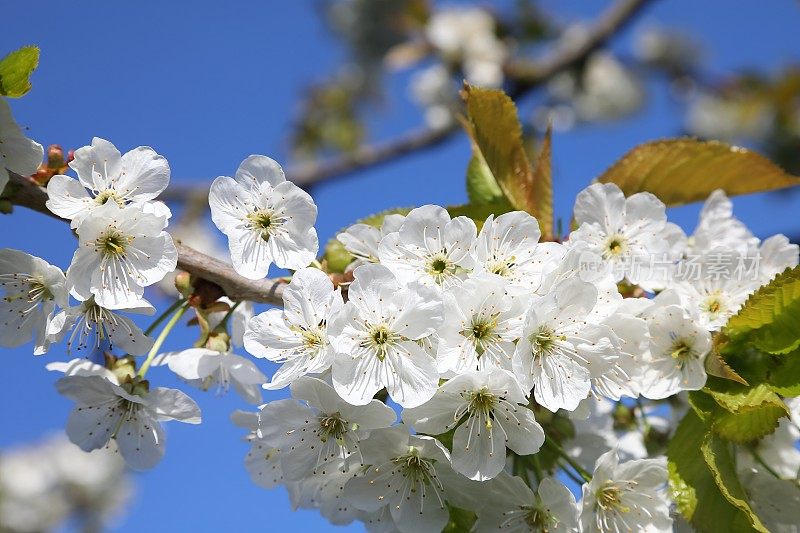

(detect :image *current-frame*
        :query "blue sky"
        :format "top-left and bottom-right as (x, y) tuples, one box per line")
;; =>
(2, 1), (799, 531)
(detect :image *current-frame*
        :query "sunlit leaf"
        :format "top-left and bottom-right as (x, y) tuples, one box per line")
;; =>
(700, 433), (769, 532)
(530, 122), (554, 237)
(726, 266), (800, 355)
(705, 382), (787, 443)
(668, 410), (767, 532)
(598, 138), (800, 205)
(0, 46), (39, 97)
(445, 199), (514, 229)
(466, 152), (504, 204)
(323, 207), (413, 273)
(765, 349), (800, 396)
(461, 85), (555, 234)
(705, 347), (748, 386)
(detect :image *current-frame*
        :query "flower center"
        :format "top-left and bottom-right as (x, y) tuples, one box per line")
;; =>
(425, 253), (458, 284)
(670, 338), (698, 364)
(466, 388), (497, 429)
(393, 448), (438, 488)
(701, 292), (726, 316)
(27, 278), (52, 303)
(521, 505), (557, 531)
(97, 229), (132, 257)
(530, 326), (563, 356)
(362, 323), (399, 361)
(596, 481), (629, 514)
(318, 412), (349, 442)
(460, 314), (499, 356)
(487, 255), (516, 277)
(246, 209), (284, 242)
(603, 234), (628, 259)
(93, 189), (125, 207)
(292, 323), (327, 354)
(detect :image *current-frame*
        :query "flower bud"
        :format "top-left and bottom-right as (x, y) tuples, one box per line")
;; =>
(110, 355), (137, 382)
(174, 271), (193, 298)
(206, 331), (230, 353)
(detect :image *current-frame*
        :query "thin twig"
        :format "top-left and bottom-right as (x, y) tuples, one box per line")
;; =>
(3, 172), (286, 305)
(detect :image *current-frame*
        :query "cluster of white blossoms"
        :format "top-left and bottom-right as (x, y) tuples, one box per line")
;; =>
(4, 117), (800, 531)
(425, 7), (508, 89)
(0, 434), (132, 533)
(228, 183), (796, 531)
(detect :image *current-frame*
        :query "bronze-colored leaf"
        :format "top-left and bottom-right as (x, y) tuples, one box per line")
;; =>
(531, 122), (554, 237)
(461, 84), (534, 212)
(598, 138), (800, 205)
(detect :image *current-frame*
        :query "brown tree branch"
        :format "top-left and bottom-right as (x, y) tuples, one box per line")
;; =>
(3, 172), (286, 305)
(506, 0), (653, 86)
(160, 0), (652, 200)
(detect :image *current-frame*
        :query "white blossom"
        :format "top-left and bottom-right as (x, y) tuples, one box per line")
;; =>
(344, 425), (455, 533)
(46, 296), (154, 356)
(474, 211), (565, 294)
(403, 369), (544, 481)
(0, 248), (67, 354)
(46, 137), (171, 229)
(206, 297), (253, 348)
(56, 374), (201, 470)
(0, 98), (44, 193)
(573, 52), (645, 122)
(579, 451), (672, 533)
(378, 204), (476, 292)
(232, 409), (285, 489)
(757, 233), (799, 284)
(244, 267), (344, 389)
(66, 202), (177, 310)
(330, 264), (443, 408)
(669, 249), (760, 331)
(472, 473), (579, 532)
(593, 306), (650, 401)
(569, 183), (671, 285)
(208, 155), (318, 279)
(567, 397), (657, 471)
(640, 304), (711, 399)
(165, 347), (267, 404)
(286, 462), (363, 526)
(425, 7), (507, 87)
(256, 377), (395, 481)
(410, 65), (457, 129)
(46, 357), (119, 382)
(686, 189), (758, 255)
(436, 273), (527, 375)
(513, 277), (619, 412)
(336, 213), (405, 264)
(0, 435), (131, 533)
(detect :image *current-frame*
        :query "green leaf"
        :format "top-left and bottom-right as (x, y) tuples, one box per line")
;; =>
(765, 350), (800, 396)
(700, 433), (769, 532)
(726, 266), (800, 355)
(442, 506), (477, 533)
(322, 207), (413, 273)
(705, 349), (749, 386)
(446, 199), (514, 229)
(0, 46), (39, 97)
(466, 152), (504, 204)
(705, 383), (788, 443)
(668, 410), (766, 532)
(597, 138), (800, 206)
(461, 85), (556, 227)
